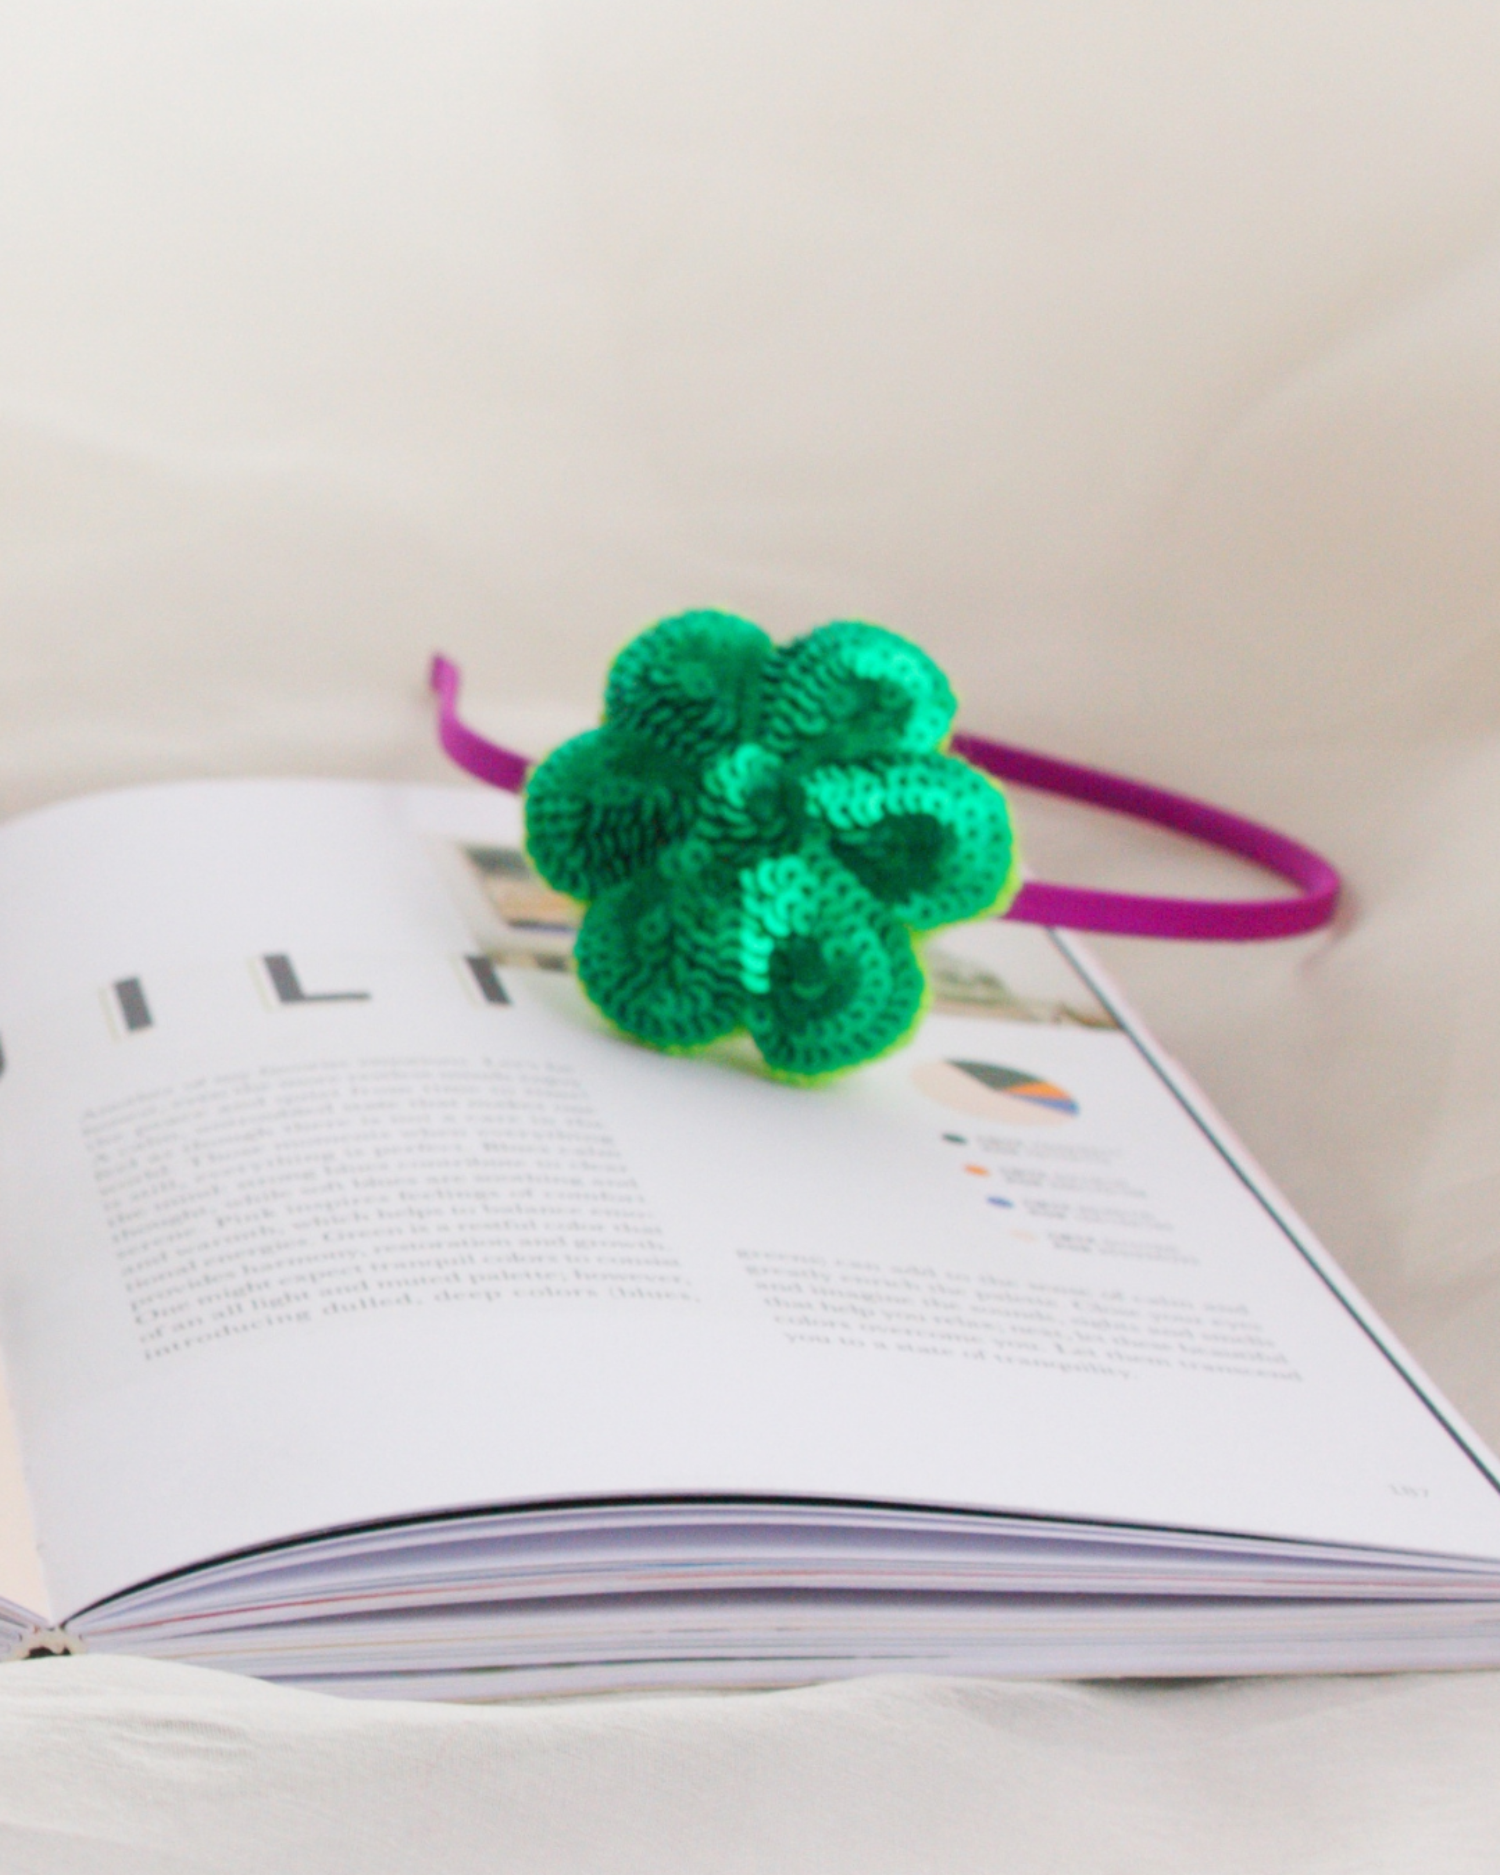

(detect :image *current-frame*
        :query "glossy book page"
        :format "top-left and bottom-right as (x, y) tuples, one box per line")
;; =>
(0, 779), (1494, 1620)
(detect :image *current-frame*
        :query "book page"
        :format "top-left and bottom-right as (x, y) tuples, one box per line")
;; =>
(0, 1359), (48, 1624)
(0, 779), (1496, 1619)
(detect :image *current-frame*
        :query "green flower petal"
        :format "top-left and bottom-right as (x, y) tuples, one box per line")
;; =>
(605, 611), (774, 769)
(803, 753), (1018, 929)
(525, 727), (695, 899)
(740, 851), (925, 1077)
(575, 866), (745, 1050)
(758, 621), (957, 768)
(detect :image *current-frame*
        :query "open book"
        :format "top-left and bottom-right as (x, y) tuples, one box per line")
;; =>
(0, 777), (1496, 1700)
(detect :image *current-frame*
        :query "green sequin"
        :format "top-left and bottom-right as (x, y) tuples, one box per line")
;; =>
(525, 611), (1020, 1078)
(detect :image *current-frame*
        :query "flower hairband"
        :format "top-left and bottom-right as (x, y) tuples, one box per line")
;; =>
(431, 613), (1341, 1079)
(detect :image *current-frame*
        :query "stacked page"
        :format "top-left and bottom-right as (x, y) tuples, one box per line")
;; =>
(0, 778), (1493, 1698)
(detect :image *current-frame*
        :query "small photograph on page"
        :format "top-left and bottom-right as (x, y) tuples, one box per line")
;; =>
(924, 923), (1118, 1029)
(451, 844), (578, 972)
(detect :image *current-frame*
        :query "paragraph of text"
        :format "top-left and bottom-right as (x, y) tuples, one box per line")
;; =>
(85, 1057), (692, 1359)
(738, 1251), (1299, 1381)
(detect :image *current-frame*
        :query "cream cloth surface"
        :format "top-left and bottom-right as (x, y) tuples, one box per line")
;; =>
(2, 1657), (1500, 1875)
(4, 3), (1500, 1867)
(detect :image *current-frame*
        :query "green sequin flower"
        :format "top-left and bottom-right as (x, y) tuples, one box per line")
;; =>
(524, 612), (1020, 1078)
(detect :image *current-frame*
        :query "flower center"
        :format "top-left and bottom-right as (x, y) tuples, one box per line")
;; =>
(699, 743), (806, 861)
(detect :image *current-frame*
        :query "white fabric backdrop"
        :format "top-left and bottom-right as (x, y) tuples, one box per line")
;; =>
(3, 4), (1500, 1867)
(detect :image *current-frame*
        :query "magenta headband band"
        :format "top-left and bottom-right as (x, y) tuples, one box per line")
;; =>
(429, 654), (1339, 942)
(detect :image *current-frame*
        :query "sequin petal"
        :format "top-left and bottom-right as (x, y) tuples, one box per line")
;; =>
(604, 610), (774, 771)
(758, 621), (958, 768)
(741, 851), (926, 1077)
(575, 867), (746, 1050)
(524, 726), (697, 900)
(804, 752), (1019, 928)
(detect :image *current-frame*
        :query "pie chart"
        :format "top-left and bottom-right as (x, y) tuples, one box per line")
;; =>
(912, 1058), (1079, 1125)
